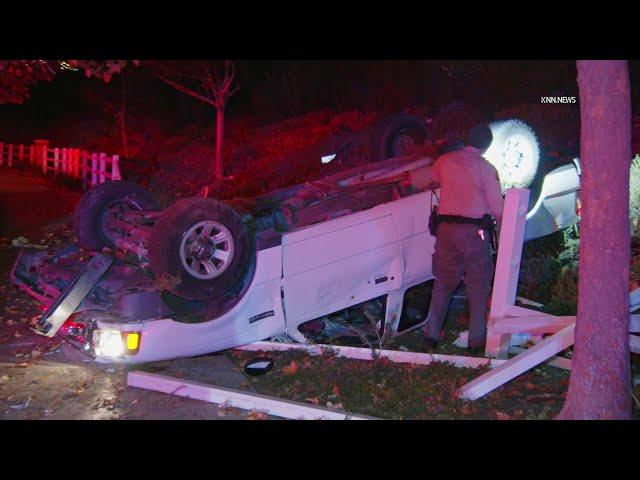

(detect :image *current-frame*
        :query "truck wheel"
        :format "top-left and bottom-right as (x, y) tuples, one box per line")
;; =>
(148, 197), (253, 301)
(370, 113), (428, 163)
(484, 119), (540, 190)
(73, 181), (161, 251)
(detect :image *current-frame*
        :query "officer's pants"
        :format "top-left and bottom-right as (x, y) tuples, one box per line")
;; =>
(426, 222), (494, 348)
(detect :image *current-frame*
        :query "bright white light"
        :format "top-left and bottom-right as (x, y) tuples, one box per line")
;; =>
(321, 154), (336, 164)
(94, 329), (125, 358)
(483, 120), (540, 190)
(484, 133), (536, 189)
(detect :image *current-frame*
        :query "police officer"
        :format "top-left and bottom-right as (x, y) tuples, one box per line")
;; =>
(409, 123), (504, 352)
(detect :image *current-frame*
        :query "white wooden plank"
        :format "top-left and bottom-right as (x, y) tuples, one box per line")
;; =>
(630, 335), (640, 354)
(509, 346), (572, 371)
(629, 288), (640, 311)
(486, 188), (530, 358)
(53, 148), (59, 174)
(489, 315), (575, 334)
(236, 341), (507, 369)
(127, 371), (373, 420)
(505, 305), (553, 318)
(510, 316), (640, 334)
(91, 154), (98, 187)
(111, 155), (122, 180)
(99, 153), (106, 184)
(42, 148), (48, 174)
(515, 296), (544, 308)
(458, 324), (575, 400)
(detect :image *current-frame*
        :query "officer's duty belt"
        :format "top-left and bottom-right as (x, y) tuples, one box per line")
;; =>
(438, 214), (485, 226)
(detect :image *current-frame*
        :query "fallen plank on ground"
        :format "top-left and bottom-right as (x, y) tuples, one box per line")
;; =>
(236, 341), (507, 369)
(456, 324), (575, 401)
(489, 315), (575, 335)
(509, 346), (571, 371)
(127, 371), (374, 420)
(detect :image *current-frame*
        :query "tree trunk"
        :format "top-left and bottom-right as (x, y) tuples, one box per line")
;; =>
(557, 60), (632, 420)
(215, 105), (225, 180)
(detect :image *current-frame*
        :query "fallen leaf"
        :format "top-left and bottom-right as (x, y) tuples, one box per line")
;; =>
(495, 411), (511, 420)
(282, 360), (298, 375)
(247, 410), (268, 420)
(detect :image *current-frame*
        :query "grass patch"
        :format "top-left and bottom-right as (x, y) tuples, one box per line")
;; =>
(228, 348), (570, 420)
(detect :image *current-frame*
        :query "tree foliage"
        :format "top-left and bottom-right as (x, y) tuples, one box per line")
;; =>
(0, 60), (138, 104)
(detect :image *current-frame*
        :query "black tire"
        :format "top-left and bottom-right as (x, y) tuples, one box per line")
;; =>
(73, 181), (161, 251)
(369, 113), (428, 163)
(148, 197), (253, 301)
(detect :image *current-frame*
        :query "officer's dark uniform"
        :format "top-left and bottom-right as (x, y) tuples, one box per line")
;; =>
(410, 124), (504, 350)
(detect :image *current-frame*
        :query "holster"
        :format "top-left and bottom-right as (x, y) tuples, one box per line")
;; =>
(480, 214), (498, 251)
(428, 205), (439, 236)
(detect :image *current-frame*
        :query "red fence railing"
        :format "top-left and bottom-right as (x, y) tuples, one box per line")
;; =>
(0, 139), (122, 190)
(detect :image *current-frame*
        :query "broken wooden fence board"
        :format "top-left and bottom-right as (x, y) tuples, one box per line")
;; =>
(34, 253), (113, 337)
(629, 288), (640, 312)
(509, 346), (571, 371)
(485, 189), (530, 358)
(236, 341), (507, 369)
(489, 315), (576, 335)
(504, 305), (554, 318)
(127, 371), (373, 420)
(457, 324), (575, 401)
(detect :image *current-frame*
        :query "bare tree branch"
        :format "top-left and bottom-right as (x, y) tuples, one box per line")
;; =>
(155, 74), (216, 106)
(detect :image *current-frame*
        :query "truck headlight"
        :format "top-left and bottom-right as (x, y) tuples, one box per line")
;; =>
(93, 329), (141, 358)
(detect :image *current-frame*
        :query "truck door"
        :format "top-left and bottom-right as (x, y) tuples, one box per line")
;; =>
(281, 204), (402, 339)
(385, 189), (437, 286)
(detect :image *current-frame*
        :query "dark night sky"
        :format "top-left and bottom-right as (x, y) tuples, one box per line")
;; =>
(0, 60), (638, 147)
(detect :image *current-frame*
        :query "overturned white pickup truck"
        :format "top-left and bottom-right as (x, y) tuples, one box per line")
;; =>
(11, 116), (581, 363)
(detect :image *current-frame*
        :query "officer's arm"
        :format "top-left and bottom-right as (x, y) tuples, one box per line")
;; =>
(485, 164), (505, 231)
(407, 163), (440, 191)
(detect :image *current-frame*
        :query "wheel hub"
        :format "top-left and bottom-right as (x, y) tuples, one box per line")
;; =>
(180, 220), (235, 280)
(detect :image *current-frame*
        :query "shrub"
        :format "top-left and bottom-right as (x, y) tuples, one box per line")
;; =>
(546, 266), (579, 315)
(517, 254), (561, 306)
